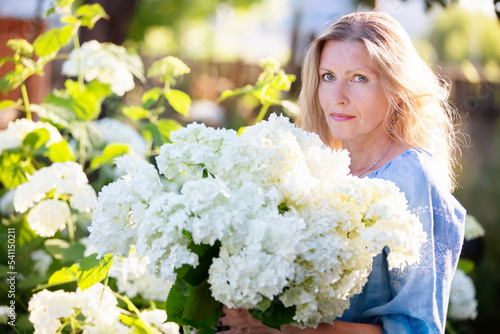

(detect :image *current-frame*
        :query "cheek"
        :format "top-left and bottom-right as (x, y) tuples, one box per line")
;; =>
(362, 87), (390, 115)
(317, 86), (329, 112)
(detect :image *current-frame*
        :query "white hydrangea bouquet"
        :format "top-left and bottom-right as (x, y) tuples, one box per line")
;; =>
(89, 114), (426, 331)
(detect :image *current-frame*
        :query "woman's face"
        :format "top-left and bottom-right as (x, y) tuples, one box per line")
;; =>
(318, 40), (392, 145)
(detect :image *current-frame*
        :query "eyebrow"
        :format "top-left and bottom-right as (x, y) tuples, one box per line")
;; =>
(318, 67), (375, 75)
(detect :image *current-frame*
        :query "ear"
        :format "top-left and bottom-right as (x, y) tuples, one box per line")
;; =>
(391, 95), (403, 109)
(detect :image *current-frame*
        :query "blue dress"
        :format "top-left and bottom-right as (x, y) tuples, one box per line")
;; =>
(338, 148), (466, 333)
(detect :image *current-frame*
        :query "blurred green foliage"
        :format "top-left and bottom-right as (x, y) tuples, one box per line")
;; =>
(357, 0), (460, 10)
(428, 6), (500, 65)
(127, 0), (263, 43)
(453, 120), (500, 333)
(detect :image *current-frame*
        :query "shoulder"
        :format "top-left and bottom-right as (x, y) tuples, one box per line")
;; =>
(368, 148), (439, 197)
(368, 148), (465, 220)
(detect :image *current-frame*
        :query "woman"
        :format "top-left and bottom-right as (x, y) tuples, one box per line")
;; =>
(219, 11), (466, 333)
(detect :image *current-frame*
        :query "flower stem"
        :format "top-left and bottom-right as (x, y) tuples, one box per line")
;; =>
(445, 322), (458, 334)
(78, 122), (87, 166)
(145, 138), (153, 158)
(67, 216), (75, 243)
(21, 83), (31, 120)
(8, 324), (21, 334)
(113, 292), (156, 334)
(72, 22), (84, 90)
(254, 103), (270, 125)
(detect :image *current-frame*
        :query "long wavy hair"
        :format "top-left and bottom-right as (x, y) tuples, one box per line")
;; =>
(295, 11), (462, 190)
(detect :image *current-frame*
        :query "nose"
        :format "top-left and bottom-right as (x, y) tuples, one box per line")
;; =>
(331, 81), (348, 105)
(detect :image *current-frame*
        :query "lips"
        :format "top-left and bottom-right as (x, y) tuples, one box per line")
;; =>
(329, 113), (355, 122)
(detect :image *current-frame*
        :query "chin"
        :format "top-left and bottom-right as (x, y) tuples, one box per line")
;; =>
(329, 131), (351, 142)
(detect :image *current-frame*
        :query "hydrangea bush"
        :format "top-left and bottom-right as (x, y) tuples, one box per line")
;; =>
(0, 0), (197, 332)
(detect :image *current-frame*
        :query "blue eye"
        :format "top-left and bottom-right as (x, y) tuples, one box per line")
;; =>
(322, 73), (334, 81)
(354, 75), (367, 82)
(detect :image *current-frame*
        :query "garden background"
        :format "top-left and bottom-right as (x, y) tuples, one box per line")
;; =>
(1, 0), (499, 333)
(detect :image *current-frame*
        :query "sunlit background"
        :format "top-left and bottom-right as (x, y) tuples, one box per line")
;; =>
(1, 0), (500, 332)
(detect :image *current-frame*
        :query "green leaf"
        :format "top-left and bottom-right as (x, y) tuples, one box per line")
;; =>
(65, 79), (111, 121)
(0, 56), (12, 68)
(249, 300), (296, 330)
(217, 85), (255, 103)
(69, 120), (106, 151)
(45, 0), (75, 17)
(166, 278), (190, 325)
(47, 263), (80, 286)
(0, 99), (21, 111)
(165, 89), (191, 117)
(40, 93), (72, 117)
(77, 253), (114, 291)
(47, 140), (76, 162)
(22, 128), (50, 153)
(17, 273), (50, 290)
(0, 64), (36, 93)
(33, 25), (73, 57)
(142, 122), (162, 148)
(18, 215), (40, 248)
(37, 253), (113, 291)
(0, 73), (15, 93)
(178, 242), (220, 286)
(122, 106), (150, 121)
(86, 79), (113, 96)
(44, 6), (56, 17)
(75, 3), (109, 29)
(142, 87), (163, 109)
(0, 150), (35, 189)
(157, 119), (182, 142)
(40, 93), (77, 127)
(120, 314), (154, 334)
(183, 279), (222, 326)
(44, 238), (86, 263)
(457, 258), (475, 274)
(89, 143), (130, 170)
(0, 264), (8, 278)
(254, 298), (272, 312)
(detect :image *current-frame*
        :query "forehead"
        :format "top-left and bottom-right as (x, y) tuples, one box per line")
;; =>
(319, 40), (374, 72)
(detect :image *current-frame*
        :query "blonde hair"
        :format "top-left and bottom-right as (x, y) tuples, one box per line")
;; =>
(296, 11), (462, 190)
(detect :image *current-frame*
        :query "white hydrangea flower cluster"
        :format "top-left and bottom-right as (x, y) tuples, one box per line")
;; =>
(62, 40), (135, 96)
(31, 249), (53, 276)
(94, 118), (147, 156)
(464, 214), (485, 241)
(28, 283), (121, 334)
(109, 249), (173, 301)
(89, 114), (426, 327)
(28, 283), (179, 334)
(88, 156), (165, 258)
(140, 309), (180, 334)
(0, 305), (10, 324)
(278, 175), (425, 325)
(0, 118), (63, 154)
(14, 161), (97, 237)
(448, 268), (478, 320)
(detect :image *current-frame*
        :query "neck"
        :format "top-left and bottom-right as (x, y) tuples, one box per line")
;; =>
(346, 136), (396, 176)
